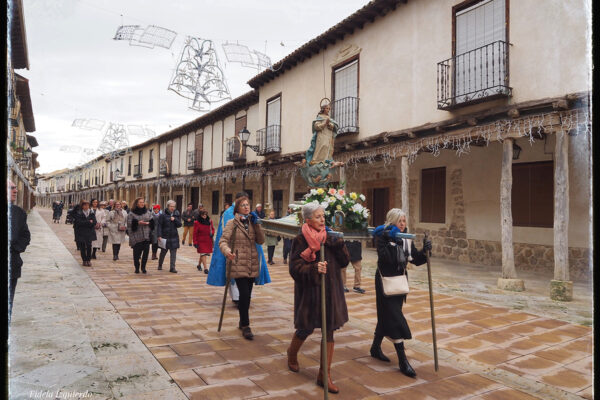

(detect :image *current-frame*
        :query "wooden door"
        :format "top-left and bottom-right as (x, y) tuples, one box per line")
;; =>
(372, 187), (389, 227)
(176, 195), (183, 213)
(191, 187), (200, 209)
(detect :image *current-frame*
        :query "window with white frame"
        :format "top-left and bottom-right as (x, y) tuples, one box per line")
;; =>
(333, 59), (359, 133)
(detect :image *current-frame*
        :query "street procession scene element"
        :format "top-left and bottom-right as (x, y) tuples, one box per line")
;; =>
(259, 98), (440, 396)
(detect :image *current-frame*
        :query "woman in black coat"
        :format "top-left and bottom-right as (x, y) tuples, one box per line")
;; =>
(73, 199), (97, 267)
(157, 199), (182, 273)
(371, 208), (431, 378)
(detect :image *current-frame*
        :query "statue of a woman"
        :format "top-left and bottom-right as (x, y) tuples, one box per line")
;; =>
(298, 99), (344, 187)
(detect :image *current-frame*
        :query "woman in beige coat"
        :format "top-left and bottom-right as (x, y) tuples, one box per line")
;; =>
(219, 196), (265, 340)
(107, 201), (128, 261)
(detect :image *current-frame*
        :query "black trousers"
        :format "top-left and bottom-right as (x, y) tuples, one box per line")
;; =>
(151, 242), (159, 255)
(112, 243), (121, 258)
(267, 246), (275, 262)
(132, 241), (150, 271)
(102, 235), (108, 252)
(235, 277), (254, 327)
(283, 239), (292, 261)
(9, 276), (19, 323)
(78, 241), (92, 261)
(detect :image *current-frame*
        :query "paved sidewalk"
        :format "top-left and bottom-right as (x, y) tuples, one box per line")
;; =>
(17, 208), (594, 399)
(9, 210), (186, 400)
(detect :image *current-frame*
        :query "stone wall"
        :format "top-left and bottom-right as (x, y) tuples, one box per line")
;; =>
(411, 167), (591, 281)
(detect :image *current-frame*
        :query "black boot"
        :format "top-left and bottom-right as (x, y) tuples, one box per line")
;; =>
(394, 342), (416, 378)
(370, 333), (390, 362)
(92, 248), (97, 259)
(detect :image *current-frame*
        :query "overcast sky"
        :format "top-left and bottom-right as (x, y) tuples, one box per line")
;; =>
(22, 0), (369, 173)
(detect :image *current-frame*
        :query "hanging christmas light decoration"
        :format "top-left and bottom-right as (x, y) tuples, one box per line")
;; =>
(168, 37), (231, 111)
(222, 42), (273, 70)
(113, 24), (177, 49)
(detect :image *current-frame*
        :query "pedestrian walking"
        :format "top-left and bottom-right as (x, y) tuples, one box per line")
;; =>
(157, 200), (182, 273)
(8, 180), (31, 322)
(264, 210), (280, 264)
(107, 201), (128, 260)
(52, 201), (63, 223)
(370, 208), (432, 378)
(220, 202), (230, 218)
(181, 203), (195, 246)
(106, 199), (114, 212)
(286, 203), (350, 394)
(91, 199), (106, 259)
(99, 201), (110, 252)
(74, 199), (97, 267)
(208, 192), (271, 306)
(150, 205), (161, 260)
(66, 203), (75, 224)
(254, 203), (265, 219)
(127, 197), (154, 274)
(219, 196), (265, 340)
(283, 207), (293, 264)
(193, 208), (214, 273)
(342, 240), (365, 293)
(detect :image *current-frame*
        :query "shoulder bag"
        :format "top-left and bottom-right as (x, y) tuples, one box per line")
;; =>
(377, 243), (409, 296)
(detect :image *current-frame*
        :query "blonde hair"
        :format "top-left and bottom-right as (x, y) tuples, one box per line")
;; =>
(384, 208), (407, 228)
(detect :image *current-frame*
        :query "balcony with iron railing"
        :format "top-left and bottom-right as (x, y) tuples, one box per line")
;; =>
(159, 158), (169, 175)
(437, 40), (511, 110)
(226, 137), (245, 162)
(133, 164), (142, 178)
(332, 97), (359, 135)
(187, 149), (203, 170)
(256, 125), (281, 156)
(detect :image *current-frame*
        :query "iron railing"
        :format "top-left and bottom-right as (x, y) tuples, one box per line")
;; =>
(133, 164), (142, 178)
(159, 158), (169, 175)
(226, 137), (245, 162)
(256, 125), (281, 155)
(332, 96), (359, 134)
(437, 40), (511, 110)
(187, 149), (203, 170)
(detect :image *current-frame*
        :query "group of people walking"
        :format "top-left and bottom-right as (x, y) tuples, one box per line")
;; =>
(68, 198), (215, 274)
(65, 192), (432, 394)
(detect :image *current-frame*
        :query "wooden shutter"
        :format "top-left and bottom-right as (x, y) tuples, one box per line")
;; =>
(512, 161), (553, 227)
(235, 116), (247, 137)
(421, 167), (446, 223)
(166, 142), (173, 172)
(195, 132), (203, 168)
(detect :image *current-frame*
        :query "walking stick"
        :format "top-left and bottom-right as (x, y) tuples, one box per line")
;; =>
(319, 240), (329, 400)
(424, 233), (439, 371)
(218, 226), (237, 332)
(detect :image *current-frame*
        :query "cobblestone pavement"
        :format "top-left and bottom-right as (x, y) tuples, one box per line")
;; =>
(15, 208), (593, 400)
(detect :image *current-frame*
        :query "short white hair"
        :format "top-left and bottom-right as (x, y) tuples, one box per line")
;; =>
(384, 208), (407, 227)
(302, 202), (324, 221)
(166, 200), (176, 208)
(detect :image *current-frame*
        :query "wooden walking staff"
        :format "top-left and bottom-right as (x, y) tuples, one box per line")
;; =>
(424, 233), (439, 371)
(218, 226), (237, 332)
(319, 238), (329, 400)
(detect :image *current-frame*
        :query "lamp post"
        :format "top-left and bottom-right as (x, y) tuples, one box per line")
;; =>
(239, 127), (259, 153)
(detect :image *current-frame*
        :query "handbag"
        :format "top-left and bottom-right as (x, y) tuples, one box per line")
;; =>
(378, 268), (409, 297)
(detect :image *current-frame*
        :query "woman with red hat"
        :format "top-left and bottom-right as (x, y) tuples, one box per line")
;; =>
(150, 204), (162, 260)
(193, 206), (214, 273)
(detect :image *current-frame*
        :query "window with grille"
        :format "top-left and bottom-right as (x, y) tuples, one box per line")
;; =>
(454, 0), (507, 103)
(512, 161), (553, 227)
(267, 97), (281, 127)
(333, 59), (359, 133)
(420, 167), (446, 223)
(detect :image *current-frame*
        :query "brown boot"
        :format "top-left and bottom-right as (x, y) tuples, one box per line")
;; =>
(287, 334), (305, 372)
(316, 342), (339, 394)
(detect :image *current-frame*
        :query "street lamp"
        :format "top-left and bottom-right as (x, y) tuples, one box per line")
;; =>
(239, 127), (259, 152)
(512, 142), (522, 160)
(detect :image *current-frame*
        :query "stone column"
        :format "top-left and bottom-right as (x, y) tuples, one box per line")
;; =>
(551, 130), (572, 301)
(156, 183), (161, 206)
(182, 184), (188, 209)
(288, 171), (296, 205)
(168, 184), (173, 201)
(401, 156), (409, 214)
(339, 166), (346, 190)
(498, 138), (524, 291)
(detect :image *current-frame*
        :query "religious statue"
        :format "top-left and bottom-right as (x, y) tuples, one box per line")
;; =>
(297, 98), (344, 188)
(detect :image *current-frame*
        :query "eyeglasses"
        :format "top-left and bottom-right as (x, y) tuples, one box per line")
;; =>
(10, 186), (17, 190)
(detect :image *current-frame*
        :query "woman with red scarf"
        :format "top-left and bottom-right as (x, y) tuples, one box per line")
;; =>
(286, 202), (350, 394)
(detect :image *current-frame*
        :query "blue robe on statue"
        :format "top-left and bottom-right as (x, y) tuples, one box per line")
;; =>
(206, 204), (271, 286)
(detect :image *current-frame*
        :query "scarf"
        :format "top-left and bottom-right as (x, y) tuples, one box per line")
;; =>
(300, 223), (327, 262)
(132, 206), (147, 216)
(198, 214), (210, 225)
(82, 209), (90, 218)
